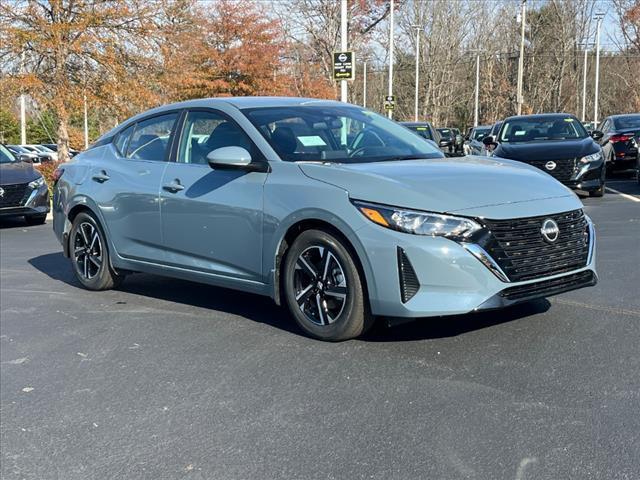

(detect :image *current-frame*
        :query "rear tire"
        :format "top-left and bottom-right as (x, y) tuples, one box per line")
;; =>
(69, 212), (124, 290)
(25, 214), (46, 225)
(283, 229), (373, 341)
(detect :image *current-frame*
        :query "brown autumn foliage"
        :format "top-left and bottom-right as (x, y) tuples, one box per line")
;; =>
(0, 0), (333, 160)
(160, 0), (291, 99)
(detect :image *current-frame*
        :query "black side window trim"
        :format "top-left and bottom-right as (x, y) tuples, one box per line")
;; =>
(173, 107), (266, 164)
(124, 110), (181, 162)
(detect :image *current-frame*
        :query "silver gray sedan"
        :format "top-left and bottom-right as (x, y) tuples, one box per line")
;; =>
(53, 97), (597, 341)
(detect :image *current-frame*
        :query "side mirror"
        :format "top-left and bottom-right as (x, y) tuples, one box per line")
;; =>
(482, 135), (497, 146)
(464, 135), (470, 141)
(19, 154), (33, 163)
(206, 146), (269, 173)
(591, 130), (604, 140)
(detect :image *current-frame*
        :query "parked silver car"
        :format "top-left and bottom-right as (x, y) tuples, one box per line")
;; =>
(53, 98), (597, 341)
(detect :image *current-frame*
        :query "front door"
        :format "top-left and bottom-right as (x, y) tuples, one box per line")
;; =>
(160, 109), (267, 282)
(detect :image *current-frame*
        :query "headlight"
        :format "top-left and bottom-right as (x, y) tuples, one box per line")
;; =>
(580, 152), (602, 164)
(28, 176), (45, 189)
(353, 200), (481, 239)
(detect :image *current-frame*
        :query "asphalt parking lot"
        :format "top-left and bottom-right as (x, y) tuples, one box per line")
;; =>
(1, 179), (639, 480)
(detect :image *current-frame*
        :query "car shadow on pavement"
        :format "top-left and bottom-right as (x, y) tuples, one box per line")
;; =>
(28, 252), (301, 335)
(0, 217), (33, 229)
(29, 252), (550, 341)
(29, 251), (82, 286)
(364, 300), (551, 342)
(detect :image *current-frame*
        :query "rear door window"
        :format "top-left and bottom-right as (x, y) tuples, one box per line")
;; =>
(126, 113), (178, 161)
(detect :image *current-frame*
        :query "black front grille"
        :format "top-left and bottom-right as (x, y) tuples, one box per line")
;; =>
(500, 270), (596, 301)
(525, 158), (577, 182)
(481, 209), (590, 282)
(0, 183), (29, 208)
(397, 247), (419, 303)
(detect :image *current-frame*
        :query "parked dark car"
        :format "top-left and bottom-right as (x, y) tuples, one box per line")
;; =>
(451, 128), (464, 154)
(484, 121), (503, 155)
(595, 114), (640, 174)
(465, 125), (491, 155)
(42, 143), (81, 157)
(400, 121), (441, 150)
(0, 144), (50, 224)
(7, 145), (40, 163)
(486, 113), (606, 197)
(436, 128), (455, 155)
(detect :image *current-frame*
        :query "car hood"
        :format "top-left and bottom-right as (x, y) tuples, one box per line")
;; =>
(494, 137), (599, 161)
(0, 161), (39, 185)
(298, 156), (576, 214)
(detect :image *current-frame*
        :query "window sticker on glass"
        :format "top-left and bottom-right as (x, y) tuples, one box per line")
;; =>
(416, 127), (427, 131)
(298, 136), (327, 147)
(514, 130), (526, 136)
(564, 118), (574, 122)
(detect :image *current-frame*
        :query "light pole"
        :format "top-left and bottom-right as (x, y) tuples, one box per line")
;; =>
(412, 25), (423, 121)
(20, 50), (26, 145)
(340, 0), (348, 103)
(593, 12), (605, 128)
(580, 42), (593, 122)
(363, 62), (367, 108)
(474, 52), (481, 127)
(387, 0), (394, 119)
(83, 59), (89, 150)
(516, 0), (527, 115)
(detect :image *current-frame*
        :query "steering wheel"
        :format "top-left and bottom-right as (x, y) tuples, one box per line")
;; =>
(348, 130), (384, 158)
(348, 146), (369, 158)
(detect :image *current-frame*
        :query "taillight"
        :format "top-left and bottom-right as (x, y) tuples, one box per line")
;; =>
(610, 134), (633, 143)
(52, 168), (64, 184)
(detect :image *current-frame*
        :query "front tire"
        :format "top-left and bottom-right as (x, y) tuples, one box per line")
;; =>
(283, 229), (373, 341)
(69, 212), (123, 290)
(589, 184), (605, 197)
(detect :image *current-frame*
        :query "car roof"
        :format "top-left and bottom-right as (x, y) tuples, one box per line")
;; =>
(136, 96), (344, 117)
(111, 96), (352, 132)
(502, 113), (577, 122)
(608, 113), (640, 119)
(400, 121), (432, 127)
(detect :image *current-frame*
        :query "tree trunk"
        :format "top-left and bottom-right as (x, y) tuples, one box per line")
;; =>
(56, 100), (70, 163)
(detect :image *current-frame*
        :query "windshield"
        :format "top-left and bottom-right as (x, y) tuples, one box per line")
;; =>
(242, 105), (442, 163)
(613, 116), (640, 130)
(406, 125), (433, 140)
(472, 128), (490, 141)
(437, 128), (452, 140)
(1, 144), (17, 163)
(499, 117), (588, 143)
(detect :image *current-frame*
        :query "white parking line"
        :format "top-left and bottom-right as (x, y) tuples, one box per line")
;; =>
(605, 187), (640, 202)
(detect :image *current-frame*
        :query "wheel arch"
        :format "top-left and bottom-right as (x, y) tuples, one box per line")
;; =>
(62, 198), (118, 270)
(272, 217), (376, 309)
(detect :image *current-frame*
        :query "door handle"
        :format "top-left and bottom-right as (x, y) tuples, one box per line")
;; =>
(162, 180), (185, 193)
(92, 171), (110, 183)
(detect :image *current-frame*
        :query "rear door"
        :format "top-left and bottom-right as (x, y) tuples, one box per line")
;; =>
(93, 112), (179, 263)
(159, 108), (268, 282)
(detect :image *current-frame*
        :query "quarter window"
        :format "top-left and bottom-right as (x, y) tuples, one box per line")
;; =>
(178, 110), (255, 165)
(126, 113), (178, 161)
(113, 125), (134, 156)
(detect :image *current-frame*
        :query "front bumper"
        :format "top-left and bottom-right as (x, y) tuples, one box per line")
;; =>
(0, 184), (49, 218)
(565, 160), (604, 191)
(357, 211), (597, 318)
